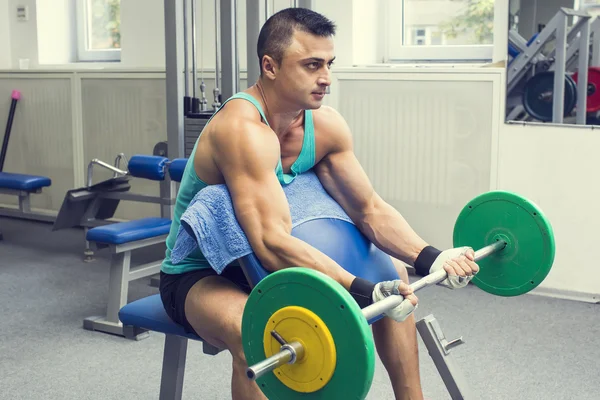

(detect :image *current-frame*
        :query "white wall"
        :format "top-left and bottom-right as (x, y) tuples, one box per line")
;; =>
(497, 122), (600, 301)
(0, 0), (11, 69)
(352, 0), (378, 65)
(119, 0), (166, 68)
(8, 0), (38, 69)
(36, 0), (75, 65)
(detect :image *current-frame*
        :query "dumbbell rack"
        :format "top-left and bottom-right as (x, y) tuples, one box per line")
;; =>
(507, 8), (595, 124)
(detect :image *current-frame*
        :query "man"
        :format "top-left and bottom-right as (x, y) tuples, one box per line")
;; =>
(159, 7), (479, 400)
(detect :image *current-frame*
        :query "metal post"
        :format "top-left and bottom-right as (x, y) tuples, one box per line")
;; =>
(593, 19), (600, 67)
(576, 19), (591, 125)
(183, 0), (189, 102)
(220, 0), (239, 101)
(191, 0), (199, 113)
(296, 0), (313, 8)
(246, 0), (268, 87)
(213, 0), (222, 109)
(164, 0), (186, 158)
(417, 315), (472, 400)
(159, 335), (188, 400)
(553, 12), (568, 124)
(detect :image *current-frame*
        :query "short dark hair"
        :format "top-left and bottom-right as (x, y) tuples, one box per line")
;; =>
(257, 8), (336, 74)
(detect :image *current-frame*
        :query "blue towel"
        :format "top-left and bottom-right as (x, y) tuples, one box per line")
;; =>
(170, 171), (354, 273)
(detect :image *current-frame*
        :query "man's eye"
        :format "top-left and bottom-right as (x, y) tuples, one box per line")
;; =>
(307, 62), (319, 69)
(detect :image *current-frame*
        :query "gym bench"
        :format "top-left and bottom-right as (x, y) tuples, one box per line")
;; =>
(0, 172), (52, 240)
(119, 218), (471, 399)
(83, 157), (188, 338)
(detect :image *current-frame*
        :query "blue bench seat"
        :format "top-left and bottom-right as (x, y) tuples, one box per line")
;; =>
(84, 217), (173, 338)
(119, 294), (202, 341)
(0, 172), (51, 191)
(86, 217), (172, 245)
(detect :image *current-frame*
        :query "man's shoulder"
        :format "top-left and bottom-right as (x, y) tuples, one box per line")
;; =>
(211, 101), (271, 139)
(312, 105), (352, 151)
(209, 103), (276, 157)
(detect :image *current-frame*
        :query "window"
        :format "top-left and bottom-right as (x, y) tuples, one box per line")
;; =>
(76, 0), (121, 62)
(385, 0), (494, 63)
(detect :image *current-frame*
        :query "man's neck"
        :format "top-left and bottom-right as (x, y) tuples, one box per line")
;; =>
(248, 79), (304, 139)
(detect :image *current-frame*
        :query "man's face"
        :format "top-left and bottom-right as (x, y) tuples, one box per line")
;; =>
(274, 30), (335, 110)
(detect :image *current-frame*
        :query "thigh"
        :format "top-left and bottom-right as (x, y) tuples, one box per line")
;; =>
(184, 275), (250, 357)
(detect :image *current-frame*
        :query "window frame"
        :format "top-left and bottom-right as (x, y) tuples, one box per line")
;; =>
(75, 0), (121, 62)
(383, 0), (496, 63)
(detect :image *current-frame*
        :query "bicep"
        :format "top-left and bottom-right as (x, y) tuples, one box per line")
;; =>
(213, 125), (292, 258)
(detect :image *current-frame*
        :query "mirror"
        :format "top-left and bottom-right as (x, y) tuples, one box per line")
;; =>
(506, 0), (600, 125)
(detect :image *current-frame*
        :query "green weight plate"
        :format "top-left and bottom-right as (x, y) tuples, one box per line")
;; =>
(453, 191), (555, 296)
(242, 268), (375, 400)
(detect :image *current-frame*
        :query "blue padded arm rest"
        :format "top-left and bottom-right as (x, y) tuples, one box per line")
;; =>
(239, 218), (399, 324)
(168, 158), (188, 183)
(128, 155), (168, 181)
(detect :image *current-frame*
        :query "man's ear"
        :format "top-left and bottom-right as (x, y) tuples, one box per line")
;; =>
(261, 55), (278, 80)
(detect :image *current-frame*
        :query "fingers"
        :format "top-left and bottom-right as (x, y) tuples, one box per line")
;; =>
(404, 293), (418, 306)
(464, 248), (475, 261)
(397, 281), (413, 297)
(396, 282), (418, 306)
(445, 256), (480, 276)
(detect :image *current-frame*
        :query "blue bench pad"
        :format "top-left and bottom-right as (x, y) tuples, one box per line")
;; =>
(168, 158), (188, 183)
(128, 155), (168, 181)
(119, 294), (204, 341)
(0, 172), (51, 191)
(87, 217), (172, 244)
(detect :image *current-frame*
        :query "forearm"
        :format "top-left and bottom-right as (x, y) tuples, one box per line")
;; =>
(356, 200), (430, 267)
(260, 234), (356, 290)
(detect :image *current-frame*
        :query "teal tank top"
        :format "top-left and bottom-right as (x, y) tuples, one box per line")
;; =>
(161, 92), (316, 275)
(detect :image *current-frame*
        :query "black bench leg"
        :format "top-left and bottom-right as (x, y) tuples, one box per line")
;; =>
(160, 334), (188, 400)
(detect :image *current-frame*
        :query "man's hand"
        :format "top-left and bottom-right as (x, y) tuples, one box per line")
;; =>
(430, 247), (480, 289)
(371, 280), (418, 322)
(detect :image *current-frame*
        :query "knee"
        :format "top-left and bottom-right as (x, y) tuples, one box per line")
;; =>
(390, 257), (410, 283)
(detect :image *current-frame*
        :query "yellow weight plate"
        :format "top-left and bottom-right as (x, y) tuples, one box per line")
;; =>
(263, 306), (336, 393)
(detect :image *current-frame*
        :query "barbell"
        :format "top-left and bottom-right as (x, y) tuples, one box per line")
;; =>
(241, 191), (556, 399)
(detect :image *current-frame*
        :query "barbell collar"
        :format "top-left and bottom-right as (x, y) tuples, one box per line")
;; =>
(361, 241), (507, 322)
(246, 341), (304, 381)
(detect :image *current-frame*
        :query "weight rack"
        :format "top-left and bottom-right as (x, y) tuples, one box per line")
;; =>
(506, 8), (596, 124)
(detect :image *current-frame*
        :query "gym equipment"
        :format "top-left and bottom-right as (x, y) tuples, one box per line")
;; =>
(572, 67), (600, 113)
(182, 0), (219, 158)
(242, 191), (555, 399)
(119, 215), (468, 400)
(153, 141), (169, 158)
(506, 8), (593, 124)
(0, 90), (20, 172)
(522, 71), (578, 122)
(52, 154), (176, 261)
(453, 191), (555, 296)
(76, 158), (186, 338)
(0, 90), (53, 240)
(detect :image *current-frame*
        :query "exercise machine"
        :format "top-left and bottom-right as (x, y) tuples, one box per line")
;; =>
(0, 90), (53, 239)
(506, 8), (598, 124)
